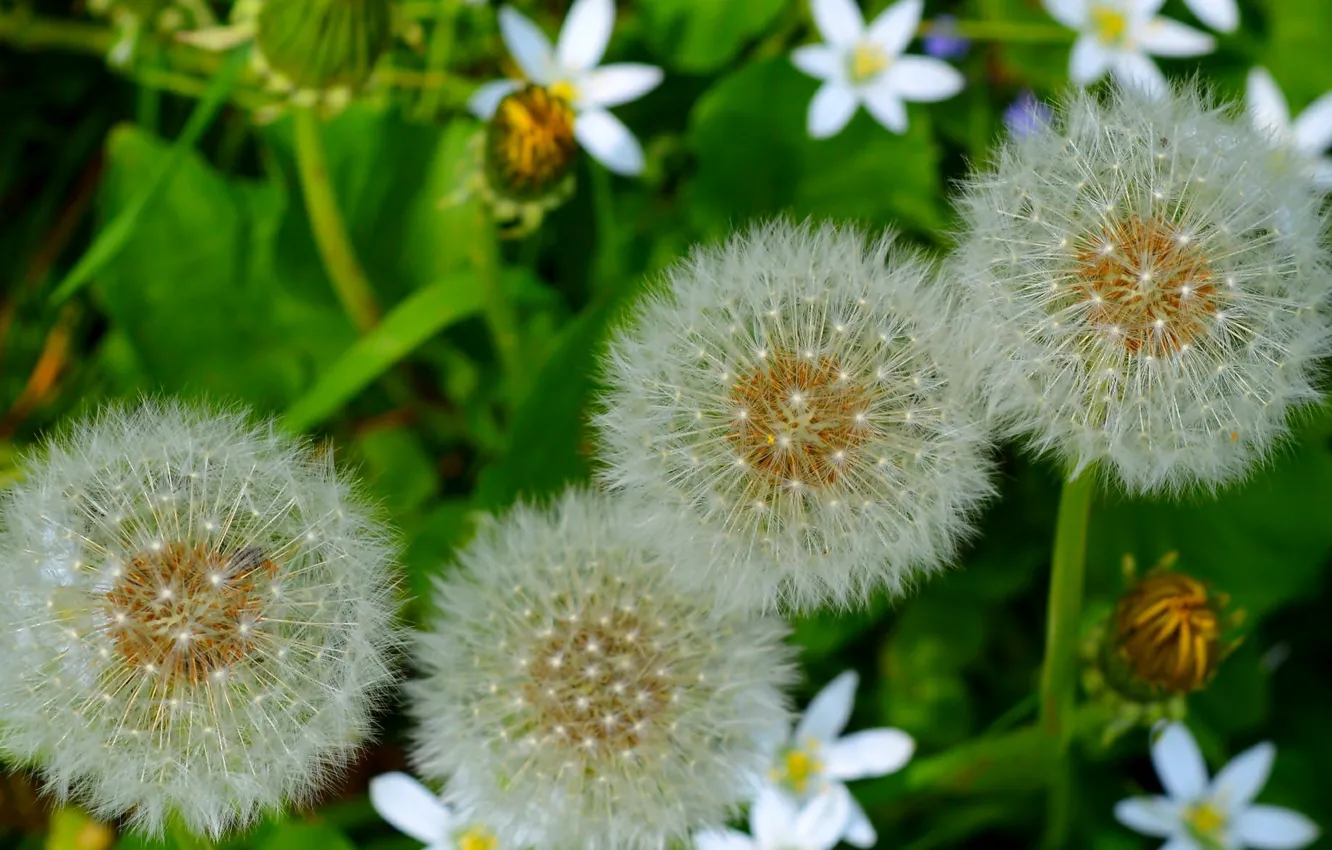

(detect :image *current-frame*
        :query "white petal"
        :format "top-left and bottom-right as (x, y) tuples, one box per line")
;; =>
(882, 55), (964, 102)
(574, 109), (645, 174)
(1312, 157), (1332, 191)
(1183, 0), (1237, 32)
(793, 786), (853, 850)
(578, 63), (662, 108)
(468, 79), (520, 119)
(795, 671), (859, 744)
(1211, 742), (1274, 813)
(1113, 796), (1181, 838)
(1247, 67), (1292, 136)
(811, 0), (866, 47)
(556, 0), (613, 73)
(867, 0), (924, 59)
(1293, 92), (1332, 153)
(1137, 18), (1215, 57)
(499, 5), (555, 82)
(862, 80), (908, 133)
(791, 44), (842, 81)
(1160, 839), (1202, 850)
(752, 787), (800, 848)
(695, 830), (755, 850)
(1111, 51), (1168, 98)
(1043, 0), (1087, 29)
(823, 729), (915, 780)
(841, 796), (877, 848)
(1151, 723), (1210, 802)
(1136, 0), (1168, 18)
(807, 81), (860, 138)
(1234, 805), (1321, 850)
(369, 773), (453, 845)
(1068, 36), (1112, 85)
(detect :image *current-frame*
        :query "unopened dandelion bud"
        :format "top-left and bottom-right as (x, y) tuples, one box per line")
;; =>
(950, 83), (1332, 493)
(255, 0), (392, 91)
(596, 219), (995, 611)
(409, 489), (794, 850)
(0, 401), (400, 838)
(485, 84), (579, 203)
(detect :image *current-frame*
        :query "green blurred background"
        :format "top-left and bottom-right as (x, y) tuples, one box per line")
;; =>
(2, 0), (1331, 848)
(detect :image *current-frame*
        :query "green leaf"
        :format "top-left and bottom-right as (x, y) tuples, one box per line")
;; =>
(92, 125), (354, 409)
(256, 822), (355, 850)
(51, 48), (250, 306)
(640, 0), (786, 73)
(1263, 0), (1332, 107)
(686, 59), (946, 238)
(284, 272), (485, 431)
(1086, 411), (1332, 620)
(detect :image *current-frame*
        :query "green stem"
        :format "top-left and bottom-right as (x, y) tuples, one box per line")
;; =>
(166, 813), (214, 850)
(293, 108), (382, 333)
(589, 160), (620, 298)
(1038, 468), (1096, 849)
(0, 10), (115, 53)
(472, 205), (523, 403)
(415, 0), (458, 120)
(927, 20), (1074, 44)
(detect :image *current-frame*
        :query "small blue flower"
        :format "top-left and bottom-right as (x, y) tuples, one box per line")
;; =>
(922, 15), (969, 60)
(1003, 90), (1053, 137)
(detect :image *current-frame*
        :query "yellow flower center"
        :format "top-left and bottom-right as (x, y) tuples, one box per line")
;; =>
(1184, 802), (1227, 844)
(1090, 4), (1129, 47)
(547, 79), (579, 105)
(485, 84), (578, 202)
(849, 42), (890, 83)
(457, 826), (497, 850)
(772, 746), (824, 795)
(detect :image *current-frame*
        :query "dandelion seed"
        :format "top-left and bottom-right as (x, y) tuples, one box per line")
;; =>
(0, 401), (400, 838)
(408, 490), (793, 850)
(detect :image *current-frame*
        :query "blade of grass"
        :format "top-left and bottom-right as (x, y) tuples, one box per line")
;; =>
(48, 47), (250, 306)
(283, 273), (484, 432)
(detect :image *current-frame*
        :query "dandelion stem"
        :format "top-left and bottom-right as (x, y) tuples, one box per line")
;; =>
(415, 0), (458, 120)
(293, 108), (382, 333)
(473, 205), (524, 404)
(589, 160), (620, 298)
(1038, 468), (1095, 849)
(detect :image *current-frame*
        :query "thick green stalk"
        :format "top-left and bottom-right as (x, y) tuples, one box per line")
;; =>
(1038, 468), (1096, 848)
(293, 108), (382, 333)
(472, 205), (524, 403)
(414, 0), (458, 120)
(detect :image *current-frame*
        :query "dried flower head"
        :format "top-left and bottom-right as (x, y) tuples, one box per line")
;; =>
(595, 219), (995, 611)
(0, 402), (399, 838)
(409, 489), (794, 850)
(950, 83), (1332, 493)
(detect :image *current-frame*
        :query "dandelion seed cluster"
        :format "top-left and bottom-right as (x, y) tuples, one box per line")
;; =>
(596, 220), (994, 610)
(0, 402), (399, 838)
(409, 490), (794, 850)
(952, 85), (1332, 492)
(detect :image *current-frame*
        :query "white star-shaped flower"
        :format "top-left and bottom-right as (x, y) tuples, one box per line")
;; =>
(791, 0), (965, 138)
(370, 772), (496, 850)
(1246, 67), (1332, 191)
(1180, 0), (1237, 32)
(468, 0), (663, 175)
(765, 671), (915, 848)
(695, 786), (851, 850)
(1043, 0), (1214, 97)
(1115, 723), (1320, 850)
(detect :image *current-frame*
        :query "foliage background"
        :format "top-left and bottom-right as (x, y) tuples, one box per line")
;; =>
(2, 0), (1332, 848)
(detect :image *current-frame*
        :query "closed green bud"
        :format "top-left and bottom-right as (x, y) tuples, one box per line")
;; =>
(255, 0), (392, 91)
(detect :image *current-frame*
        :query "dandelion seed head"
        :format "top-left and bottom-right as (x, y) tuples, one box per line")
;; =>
(950, 83), (1332, 492)
(595, 219), (995, 610)
(408, 490), (793, 850)
(0, 401), (400, 838)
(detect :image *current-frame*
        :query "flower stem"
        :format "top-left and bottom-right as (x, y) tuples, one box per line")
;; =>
(926, 19), (1074, 44)
(1038, 468), (1096, 849)
(166, 813), (214, 850)
(414, 0), (458, 121)
(472, 205), (523, 403)
(293, 107), (382, 333)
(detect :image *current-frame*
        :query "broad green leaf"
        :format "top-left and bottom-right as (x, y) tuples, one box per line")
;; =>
(93, 126), (354, 409)
(256, 822), (355, 850)
(640, 0), (786, 73)
(1263, 0), (1332, 107)
(284, 272), (485, 431)
(51, 48), (249, 305)
(686, 59), (946, 238)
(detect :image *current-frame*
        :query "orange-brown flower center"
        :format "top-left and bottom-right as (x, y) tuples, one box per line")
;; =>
(728, 354), (872, 488)
(524, 609), (673, 757)
(1073, 216), (1218, 357)
(1113, 571), (1221, 694)
(485, 84), (578, 202)
(104, 543), (275, 686)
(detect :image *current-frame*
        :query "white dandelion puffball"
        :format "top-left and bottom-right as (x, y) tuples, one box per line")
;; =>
(0, 402), (400, 838)
(408, 489), (794, 850)
(951, 84), (1332, 493)
(595, 219), (995, 611)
